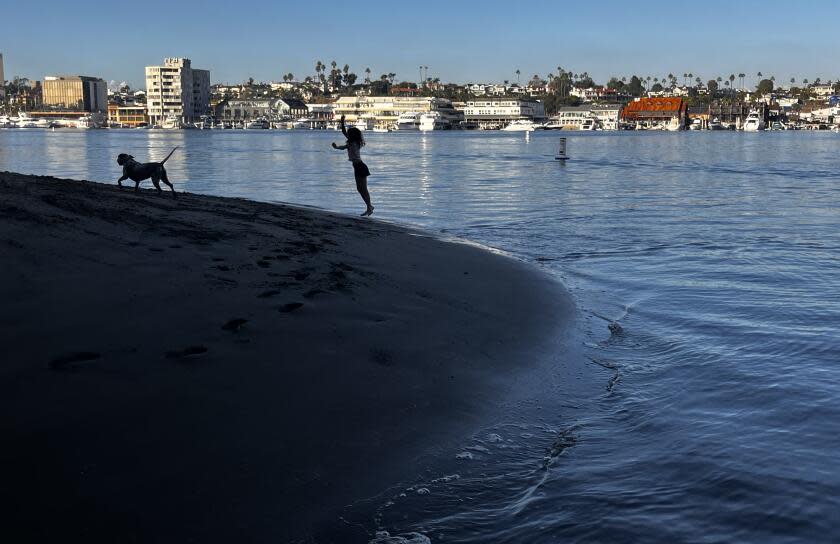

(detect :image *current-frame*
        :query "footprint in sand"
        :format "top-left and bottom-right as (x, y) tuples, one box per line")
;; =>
(257, 289), (281, 298)
(221, 318), (248, 332)
(165, 345), (209, 359)
(278, 302), (304, 313)
(49, 351), (101, 370)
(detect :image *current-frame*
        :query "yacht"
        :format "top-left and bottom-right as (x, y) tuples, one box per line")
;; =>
(419, 112), (451, 131)
(501, 119), (537, 131)
(245, 118), (270, 129)
(580, 118), (597, 131)
(395, 112), (422, 131)
(769, 121), (787, 131)
(19, 116), (50, 128)
(161, 116), (182, 130)
(353, 117), (375, 131)
(743, 110), (765, 132)
(0, 115), (13, 128)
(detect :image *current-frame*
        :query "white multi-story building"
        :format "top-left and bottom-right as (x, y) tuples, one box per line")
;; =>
(332, 96), (464, 129)
(461, 98), (546, 129)
(145, 58), (210, 125)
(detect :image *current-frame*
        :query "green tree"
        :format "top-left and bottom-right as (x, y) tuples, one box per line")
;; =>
(756, 79), (774, 95)
(627, 75), (644, 96)
(707, 79), (718, 92)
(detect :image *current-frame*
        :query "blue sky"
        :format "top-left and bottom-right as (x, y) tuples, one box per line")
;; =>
(3, 0), (839, 88)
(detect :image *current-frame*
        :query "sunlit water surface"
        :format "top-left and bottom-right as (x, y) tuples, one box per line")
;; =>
(3, 129), (839, 542)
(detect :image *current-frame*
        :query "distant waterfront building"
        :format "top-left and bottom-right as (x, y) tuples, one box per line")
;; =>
(42, 75), (107, 112)
(621, 97), (687, 129)
(108, 103), (148, 128)
(332, 96), (464, 129)
(461, 98), (546, 129)
(213, 97), (308, 123)
(145, 58), (210, 125)
(551, 104), (623, 130)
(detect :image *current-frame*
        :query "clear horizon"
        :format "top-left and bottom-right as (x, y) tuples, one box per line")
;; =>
(3, 0), (839, 89)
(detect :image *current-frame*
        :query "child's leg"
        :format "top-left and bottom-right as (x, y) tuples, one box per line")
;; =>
(355, 173), (374, 215)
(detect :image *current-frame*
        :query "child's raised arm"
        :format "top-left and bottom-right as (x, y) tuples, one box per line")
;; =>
(340, 115), (348, 137)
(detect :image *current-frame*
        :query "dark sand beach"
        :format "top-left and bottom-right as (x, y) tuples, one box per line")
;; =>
(0, 172), (573, 542)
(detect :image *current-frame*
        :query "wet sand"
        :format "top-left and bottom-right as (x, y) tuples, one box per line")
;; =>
(0, 172), (573, 542)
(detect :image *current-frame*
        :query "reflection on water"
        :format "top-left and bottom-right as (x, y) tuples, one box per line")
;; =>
(3, 129), (840, 542)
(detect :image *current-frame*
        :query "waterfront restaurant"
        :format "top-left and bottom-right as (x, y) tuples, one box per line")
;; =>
(462, 98), (546, 129)
(621, 97), (687, 129)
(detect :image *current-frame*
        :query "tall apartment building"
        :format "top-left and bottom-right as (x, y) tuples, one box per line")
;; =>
(145, 58), (210, 125)
(42, 75), (108, 112)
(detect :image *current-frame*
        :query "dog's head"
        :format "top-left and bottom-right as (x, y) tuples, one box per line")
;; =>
(116, 153), (134, 166)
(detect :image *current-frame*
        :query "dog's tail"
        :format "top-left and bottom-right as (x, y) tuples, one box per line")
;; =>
(160, 146), (179, 165)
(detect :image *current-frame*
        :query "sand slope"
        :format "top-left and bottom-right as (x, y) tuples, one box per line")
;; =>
(0, 172), (573, 543)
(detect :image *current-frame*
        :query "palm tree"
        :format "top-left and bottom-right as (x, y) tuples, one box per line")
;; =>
(738, 73), (745, 89)
(729, 74), (735, 89)
(515, 69), (521, 84)
(756, 72), (762, 88)
(365, 67), (371, 84)
(683, 72), (687, 85)
(790, 77), (796, 86)
(695, 76), (702, 87)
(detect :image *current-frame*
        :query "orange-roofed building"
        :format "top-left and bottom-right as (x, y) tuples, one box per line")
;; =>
(621, 97), (687, 130)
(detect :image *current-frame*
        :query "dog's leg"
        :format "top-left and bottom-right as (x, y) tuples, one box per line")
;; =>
(134, 180), (140, 193)
(117, 175), (128, 188)
(161, 170), (177, 198)
(152, 175), (163, 194)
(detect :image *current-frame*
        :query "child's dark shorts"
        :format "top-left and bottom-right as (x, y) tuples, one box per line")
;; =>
(353, 161), (371, 177)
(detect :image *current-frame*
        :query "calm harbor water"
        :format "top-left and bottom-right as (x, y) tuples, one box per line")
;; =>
(3, 129), (839, 542)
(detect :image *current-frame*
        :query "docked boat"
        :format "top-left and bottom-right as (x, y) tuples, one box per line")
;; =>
(395, 112), (422, 131)
(580, 118), (597, 131)
(769, 121), (787, 131)
(15, 112), (37, 128)
(708, 118), (724, 131)
(689, 119), (703, 130)
(419, 112), (451, 131)
(743, 110), (765, 132)
(161, 116), (182, 130)
(501, 119), (537, 132)
(245, 118), (270, 129)
(372, 126), (392, 133)
(353, 117), (375, 131)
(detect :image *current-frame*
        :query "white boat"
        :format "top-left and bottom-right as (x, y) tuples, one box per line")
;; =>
(665, 117), (684, 131)
(743, 110), (765, 132)
(770, 121), (787, 131)
(501, 119), (537, 131)
(831, 126), (840, 134)
(292, 118), (312, 129)
(395, 112), (422, 131)
(689, 119), (703, 130)
(161, 116), (182, 130)
(353, 117), (375, 131)
(15, 112), (36, 128)
(372, 127), (392, 133)
(245, 118), (270, 129)
(580, 118), (596, 131)
(708, 118), (724, 131)
(419, 112), (451, 131)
